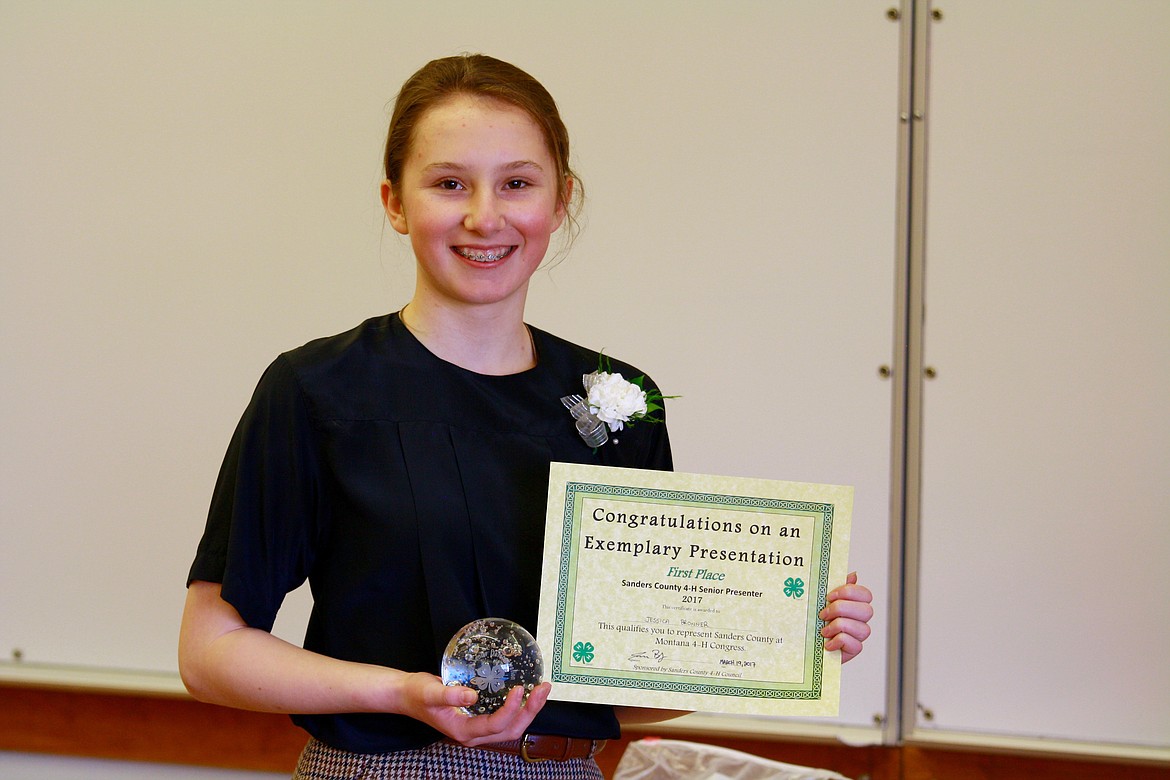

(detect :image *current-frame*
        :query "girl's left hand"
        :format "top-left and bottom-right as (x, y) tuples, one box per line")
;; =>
(819, 571), (874, 664)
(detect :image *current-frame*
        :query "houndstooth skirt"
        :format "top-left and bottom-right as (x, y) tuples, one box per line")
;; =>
(292, 737), (605, 780)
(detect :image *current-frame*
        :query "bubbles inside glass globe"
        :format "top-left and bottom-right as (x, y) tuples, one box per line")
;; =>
(440, 618), (543, 716)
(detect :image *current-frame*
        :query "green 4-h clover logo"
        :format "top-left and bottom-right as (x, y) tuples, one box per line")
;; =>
(783, 577), (805, 599)
(572, 641), (595, 663)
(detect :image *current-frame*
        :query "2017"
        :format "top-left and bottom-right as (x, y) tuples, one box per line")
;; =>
(682, 595), (703, 604)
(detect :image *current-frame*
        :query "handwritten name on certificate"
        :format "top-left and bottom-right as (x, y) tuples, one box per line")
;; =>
(536, 463), (852, 717)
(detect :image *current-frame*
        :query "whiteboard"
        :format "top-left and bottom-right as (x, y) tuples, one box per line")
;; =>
(916, 0), (1170, 750)
(0, 1), (898, 735)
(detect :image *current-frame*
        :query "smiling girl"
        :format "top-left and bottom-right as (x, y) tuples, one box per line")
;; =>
(179, 54), (873, 780)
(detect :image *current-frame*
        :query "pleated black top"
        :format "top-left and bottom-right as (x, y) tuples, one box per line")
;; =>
(189, 313), (673, 753)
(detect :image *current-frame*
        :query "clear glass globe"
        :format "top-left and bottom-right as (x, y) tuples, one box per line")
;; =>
(440, 618), (544, 715)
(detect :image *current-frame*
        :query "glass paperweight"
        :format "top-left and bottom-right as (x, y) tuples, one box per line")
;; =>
(440, 618), (543, 716)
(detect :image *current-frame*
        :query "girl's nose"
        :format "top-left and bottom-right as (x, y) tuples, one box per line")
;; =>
(464, 192), (505, 234)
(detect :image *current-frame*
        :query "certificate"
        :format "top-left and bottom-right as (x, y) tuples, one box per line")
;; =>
(536, 463), (852, 717)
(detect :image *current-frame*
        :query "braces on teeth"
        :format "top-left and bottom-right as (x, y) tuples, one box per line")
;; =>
(459, 248), (509, 262)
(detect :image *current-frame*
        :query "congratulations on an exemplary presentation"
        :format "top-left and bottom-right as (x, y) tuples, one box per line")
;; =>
(536, 462), (853, 717)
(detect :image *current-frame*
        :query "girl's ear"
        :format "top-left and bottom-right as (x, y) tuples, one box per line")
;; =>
(381, 180), (409, 235)
(554, 176), (575, 230)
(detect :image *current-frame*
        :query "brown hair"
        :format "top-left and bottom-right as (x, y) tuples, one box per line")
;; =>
(383, 54), (583, 235)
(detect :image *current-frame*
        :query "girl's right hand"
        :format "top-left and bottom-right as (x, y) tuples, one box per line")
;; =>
(181, 581), (550, 739)
(398, 673), (552, 746)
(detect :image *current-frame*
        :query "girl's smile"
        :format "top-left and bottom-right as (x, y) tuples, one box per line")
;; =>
(454, 246), (515, 263)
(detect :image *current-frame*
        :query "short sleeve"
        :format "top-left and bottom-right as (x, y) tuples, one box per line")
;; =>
(638, 373), (674, 472)
(187, 354), (327, 631)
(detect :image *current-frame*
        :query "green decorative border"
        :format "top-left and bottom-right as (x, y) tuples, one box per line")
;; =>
(550, 481), (835, 701)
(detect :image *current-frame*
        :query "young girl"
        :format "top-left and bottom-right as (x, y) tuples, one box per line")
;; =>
(179, 53), (874, 780)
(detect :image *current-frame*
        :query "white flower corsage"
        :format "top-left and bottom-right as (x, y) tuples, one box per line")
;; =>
(583, 354), (672, 432)
(562, 354), (674, 448)
(582, 371), (648, 431)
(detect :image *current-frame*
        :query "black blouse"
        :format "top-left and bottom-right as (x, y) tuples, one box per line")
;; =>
(188, 313), (673, 753)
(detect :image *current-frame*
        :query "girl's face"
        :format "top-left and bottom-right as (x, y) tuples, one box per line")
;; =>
(382, 95), (567, 314)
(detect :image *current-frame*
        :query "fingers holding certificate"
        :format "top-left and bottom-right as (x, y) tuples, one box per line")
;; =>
(537, 463), (853, 717)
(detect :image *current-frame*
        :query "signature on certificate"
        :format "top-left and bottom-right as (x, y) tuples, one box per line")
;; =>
(628, 649), (667, 663)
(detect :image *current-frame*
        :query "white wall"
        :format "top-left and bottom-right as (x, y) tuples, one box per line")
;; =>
(0, 753), (285, 780)
(0, 1), (896, 738)
(913, 0), (1170, 751)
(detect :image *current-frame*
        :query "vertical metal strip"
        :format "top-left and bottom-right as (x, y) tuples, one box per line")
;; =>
(901, 0), (933, 745)
(885, 0), (930, 746)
